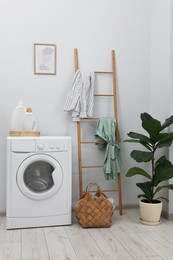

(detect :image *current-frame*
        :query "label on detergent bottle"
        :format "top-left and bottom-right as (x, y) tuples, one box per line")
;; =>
(23, 107), (37, 131)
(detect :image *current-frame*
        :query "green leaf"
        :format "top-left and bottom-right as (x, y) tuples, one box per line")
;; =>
(154, 184), (173, 195)
(140, 142), (153, 151)
(157, 140), (172, 148)
(124, 139), (140, 143)
(131, 150), (153, 162)
(127, 132), (151, 143)
(160, 115), (173, 131)
(138, 194), (148, 199)
(124, 139), (152, 151)
(124, 132), (153, 150)
(153, 159), (173, 186)
(141, 113), (161, 142)
(141, 113), (153, 122)
(156, 133), (173, 148)
(126, 167), (151, 179)
(124, 139), (144, 144)
(155, 196), (169, 202)
(155, 156), (166, 166)
(136, 182), (153, 201)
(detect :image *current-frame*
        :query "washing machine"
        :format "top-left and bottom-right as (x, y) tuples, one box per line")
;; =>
(6, 136), (72, 229)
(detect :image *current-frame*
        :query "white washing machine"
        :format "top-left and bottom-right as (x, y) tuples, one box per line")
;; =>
(6, 136), (72, 229)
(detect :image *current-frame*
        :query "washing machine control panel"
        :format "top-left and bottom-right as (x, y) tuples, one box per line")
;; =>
(36, 141), (67, 152)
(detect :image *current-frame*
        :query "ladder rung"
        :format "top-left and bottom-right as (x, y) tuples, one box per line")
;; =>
(80, 118), (98, 121)
(81, 141), (106, 144)
(80, 141), (118, 146)
(82, 189), (118, 193)
(82, 165), (103, 168)
(81, 141), (95, 144)
(94, 94), (114, 97)
(95, 71), (113, 74)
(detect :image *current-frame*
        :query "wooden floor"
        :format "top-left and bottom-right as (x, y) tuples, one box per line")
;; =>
(0, 208), (173, 260)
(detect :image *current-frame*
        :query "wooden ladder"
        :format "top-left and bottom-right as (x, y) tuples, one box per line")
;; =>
(74, 48), (123, 215)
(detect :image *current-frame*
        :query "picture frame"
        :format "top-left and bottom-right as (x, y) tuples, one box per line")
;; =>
(34, 43), (56, 75)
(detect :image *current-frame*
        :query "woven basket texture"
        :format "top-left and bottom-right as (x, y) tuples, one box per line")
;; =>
(75, 183), (114, 228)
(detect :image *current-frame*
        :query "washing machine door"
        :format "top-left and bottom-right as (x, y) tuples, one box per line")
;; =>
(17, 154), (63, 200)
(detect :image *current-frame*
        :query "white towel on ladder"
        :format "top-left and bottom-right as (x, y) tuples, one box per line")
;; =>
(63, 69), (95, 121)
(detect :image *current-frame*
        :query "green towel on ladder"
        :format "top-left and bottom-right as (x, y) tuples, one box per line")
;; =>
(95, 117), (121, 180)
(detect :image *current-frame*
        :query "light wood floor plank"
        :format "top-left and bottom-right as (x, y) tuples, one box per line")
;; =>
(44, 226), (78, 260)
(151, 221), (173, 245)
(137, 230), (173, 260)
(134, 256), (163, 260)
(88, 228), (134, 260)
(21, 228), (49, 260)
(112, 209), (156, 233)
(0, 209), (172, 259)
(111, 228), (158, 258)
(0, 242), (21, 260)
(69, 234), (105, 259)
(65, 216), (91, 238)
(0, 217), (20, 243)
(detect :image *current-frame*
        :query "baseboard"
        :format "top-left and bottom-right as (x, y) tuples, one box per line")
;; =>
(162, 210), (173, 220)
(3, 206), (173, 219)
(116, 205), (173, 219)
(167, 213), (173, 219)
(115, 203), (139, 210)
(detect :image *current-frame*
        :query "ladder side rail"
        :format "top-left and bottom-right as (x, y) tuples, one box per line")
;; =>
(74, 48), (83, 198)
(112, 50), (119, 143)
(112, 50), (123, 215)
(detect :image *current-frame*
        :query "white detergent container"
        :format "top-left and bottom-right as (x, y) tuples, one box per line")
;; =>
(11, 100), (26, 131)
(23, 107), (37, 131)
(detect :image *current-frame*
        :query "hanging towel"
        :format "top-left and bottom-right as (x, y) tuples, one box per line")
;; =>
(63, 69), (95, 121)
(95, 117), (121, 180)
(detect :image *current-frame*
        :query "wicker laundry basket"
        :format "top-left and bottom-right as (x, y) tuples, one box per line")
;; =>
(75, 183), (114, 228)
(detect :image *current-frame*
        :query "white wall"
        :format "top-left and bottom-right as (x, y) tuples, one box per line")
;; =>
(0, 0), (152, 212)
(150, 0), (171, 120)
(150, 0), (171, 214)
(169, 0), (173, 215)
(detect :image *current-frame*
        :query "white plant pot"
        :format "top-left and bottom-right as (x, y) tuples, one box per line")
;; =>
(139, 199), (162, 225)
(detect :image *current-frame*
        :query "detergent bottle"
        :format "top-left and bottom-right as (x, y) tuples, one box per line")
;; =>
(23, 107), (37, 131)
(11, 100), (26, 131)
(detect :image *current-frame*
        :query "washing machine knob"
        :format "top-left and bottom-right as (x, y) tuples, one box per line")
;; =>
(37, 144), (44, 150)
(50, 144), (54, 149)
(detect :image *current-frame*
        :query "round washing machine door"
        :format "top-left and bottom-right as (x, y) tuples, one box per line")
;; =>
(17, 154), (63, 200)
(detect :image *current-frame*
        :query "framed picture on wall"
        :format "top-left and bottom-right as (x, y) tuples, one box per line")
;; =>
(34, 43), (56, 75)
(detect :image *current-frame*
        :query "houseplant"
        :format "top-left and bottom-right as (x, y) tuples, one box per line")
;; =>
(125, 112), (173, 225)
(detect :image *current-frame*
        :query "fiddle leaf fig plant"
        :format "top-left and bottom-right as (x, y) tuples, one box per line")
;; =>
(124, 113), (173, 203)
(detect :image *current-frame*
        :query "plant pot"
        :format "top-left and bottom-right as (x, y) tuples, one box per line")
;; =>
(139, 199), (162, 225)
